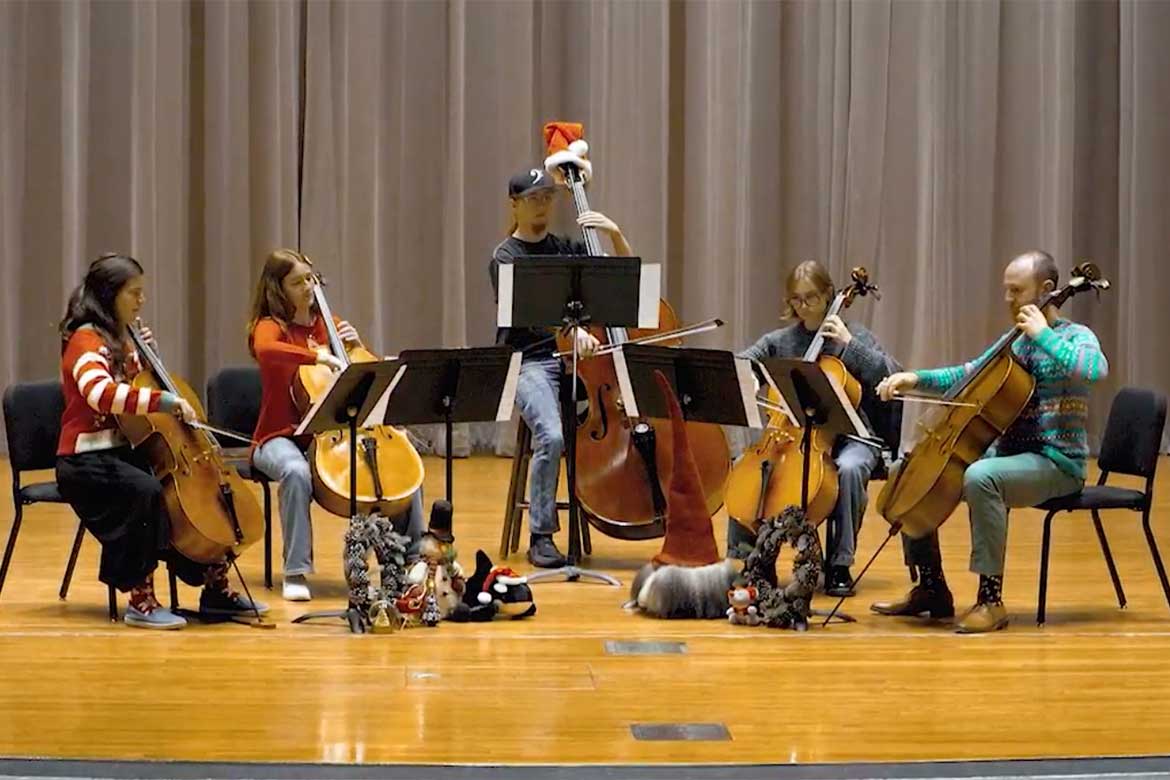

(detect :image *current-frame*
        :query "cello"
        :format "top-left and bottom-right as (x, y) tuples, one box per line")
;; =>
(544, 122), (731, 540)
(877, 262), (1110, 538)
(292, 272), (425, 519)
(723, 268), (878, 530)
(116, 325), (265, 564)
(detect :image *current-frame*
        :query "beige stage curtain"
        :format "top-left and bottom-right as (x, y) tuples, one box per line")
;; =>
(3, 0), (1169, 453)
(0, 0), (300, 416)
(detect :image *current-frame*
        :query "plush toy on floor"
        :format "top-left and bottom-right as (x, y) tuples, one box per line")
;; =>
(449, 550), (537, 623)
(626, 371), (741, 620)
(726, 585), (761, 626)
(395, 500), (466, 626)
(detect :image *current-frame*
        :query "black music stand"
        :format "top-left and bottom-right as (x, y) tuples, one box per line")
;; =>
(363, 346), (521, 506)
(757, 358), (885, 626)
(497, 256), (660, 586)
(607, 343), (761, 581)
(290, 360), (403, 633)
(611, 344), (762, 428)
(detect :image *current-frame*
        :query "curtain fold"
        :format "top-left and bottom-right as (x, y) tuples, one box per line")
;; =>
(2, 0), (1168, 453)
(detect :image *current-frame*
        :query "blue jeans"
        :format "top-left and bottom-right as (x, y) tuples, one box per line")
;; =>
(515, 358), (564, 535)
(252, 437), (425, 575)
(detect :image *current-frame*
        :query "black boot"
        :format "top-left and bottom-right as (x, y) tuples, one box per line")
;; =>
(870, 564), (955, 619)
(825, 565), (855, 598)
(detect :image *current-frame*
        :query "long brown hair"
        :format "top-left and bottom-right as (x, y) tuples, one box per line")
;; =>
(247, 248), (315, 356)
(59, 253), (145, 367)
(781, 260), (835, 320)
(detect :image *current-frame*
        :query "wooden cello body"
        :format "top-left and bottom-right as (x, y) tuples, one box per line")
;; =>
(292, 278), (425, 519)
(876, 348), (1033, 538)
(877, 262), (1109, 538)
(723, 268), (874, 530)
(117, 329), (265, 564)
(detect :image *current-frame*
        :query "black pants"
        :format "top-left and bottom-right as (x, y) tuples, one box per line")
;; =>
(56, 447), (207, 592)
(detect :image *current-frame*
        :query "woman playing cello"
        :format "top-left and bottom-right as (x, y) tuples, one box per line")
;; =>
(55, 254), (266, 629)
(247, 249), (424, 602)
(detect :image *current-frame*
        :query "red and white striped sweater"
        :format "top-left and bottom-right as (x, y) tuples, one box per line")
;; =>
(57, 326), (178, 455)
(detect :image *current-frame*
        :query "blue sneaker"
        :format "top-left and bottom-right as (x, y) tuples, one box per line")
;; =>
(124, 604), (187, 630)
(200, 588), (270, 616)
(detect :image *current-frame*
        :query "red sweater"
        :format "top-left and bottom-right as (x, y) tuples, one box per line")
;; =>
(58, 327), (177, 455)
(249, 315), (333, 448)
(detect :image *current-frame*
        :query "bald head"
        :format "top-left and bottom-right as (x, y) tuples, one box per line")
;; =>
(1002, 250), (1059, 319)
(1008, 250), (1059, 288)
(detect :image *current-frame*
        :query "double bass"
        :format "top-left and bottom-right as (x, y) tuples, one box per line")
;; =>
(292, 273), (425, 519)
(877, 262), (1110, 538)
(547, 125), (731, 540)
(724, 268), (878, 530)
(117, 326), (265, 564)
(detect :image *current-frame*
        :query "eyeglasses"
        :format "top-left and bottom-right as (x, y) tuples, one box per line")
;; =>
(786, 292), (824, 309)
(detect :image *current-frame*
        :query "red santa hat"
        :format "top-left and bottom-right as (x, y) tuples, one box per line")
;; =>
(542, 121), (593, 182)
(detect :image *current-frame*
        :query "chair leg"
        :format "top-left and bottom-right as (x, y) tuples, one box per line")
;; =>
(1037, 510), (1056, 626)
(0, 502), (24, 600)
(59, 521), (86, 600)
(168, 567), (179, 610)
(108, 584), (118, 622)
(581, 511), (593, 556)
(263, 482), (273, 590)
(1091, 510), (1126, 609)
(509, 426), (534, 558)
(510, 453), (528, 555)
(501, 436), (525, 560)
(1141, 508), (1170, 613)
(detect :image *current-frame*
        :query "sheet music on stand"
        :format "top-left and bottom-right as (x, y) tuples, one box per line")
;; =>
(496, 255), (661, 585)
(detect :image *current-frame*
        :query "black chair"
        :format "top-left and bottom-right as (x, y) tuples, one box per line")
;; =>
(205, 366), (273, 588)
(2, 379), (118, 621)
(1035, 387), (1170, 626)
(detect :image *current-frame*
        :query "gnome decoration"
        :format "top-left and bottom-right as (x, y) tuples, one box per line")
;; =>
(448, 550), (537, 623)
(627, 371), (740, 619)
(398, 500), (466, 625)
(542, 121), (593, 184)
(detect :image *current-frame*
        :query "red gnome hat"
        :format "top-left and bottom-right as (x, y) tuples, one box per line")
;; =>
(652, 370), (722, 568)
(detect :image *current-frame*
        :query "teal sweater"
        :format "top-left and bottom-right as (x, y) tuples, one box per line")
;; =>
(914, 319), (1108, 479)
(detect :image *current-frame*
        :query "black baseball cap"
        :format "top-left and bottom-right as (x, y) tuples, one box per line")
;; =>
(508, 167), (558, 198)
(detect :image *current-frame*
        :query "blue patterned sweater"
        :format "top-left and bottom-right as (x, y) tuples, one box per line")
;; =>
(914, 319), (1108, 479)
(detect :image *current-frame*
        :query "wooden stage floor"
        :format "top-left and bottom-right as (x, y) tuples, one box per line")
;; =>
(1, 454), (1168, 766)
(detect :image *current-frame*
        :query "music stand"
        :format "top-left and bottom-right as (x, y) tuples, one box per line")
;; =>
(757, 358), (885, 626)
(362, 346), (521, 506)
(497, 256), (660, 586)
(611, 343), (763, 428)
(290, 360), (403, 633)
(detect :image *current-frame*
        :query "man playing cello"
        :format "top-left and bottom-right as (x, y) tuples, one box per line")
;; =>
(873, 251), (1108, 633)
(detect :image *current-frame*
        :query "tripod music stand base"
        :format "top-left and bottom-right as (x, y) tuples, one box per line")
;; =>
(291, 607), (368, 634)
(526, 566), (621, 587)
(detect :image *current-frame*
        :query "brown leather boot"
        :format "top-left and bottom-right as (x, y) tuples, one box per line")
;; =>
(870, 583), (955, 619)
(955, 602), (1009, 633)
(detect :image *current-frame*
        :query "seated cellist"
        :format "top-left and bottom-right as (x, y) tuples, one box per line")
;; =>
(56, 253), (266, 629)
(247, 249), (424, 602)
(874, 251), (1108, 633)
(733, 260), (900, 597)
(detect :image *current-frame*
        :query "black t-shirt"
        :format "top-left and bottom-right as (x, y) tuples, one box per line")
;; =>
(489, 233), (588, 359)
